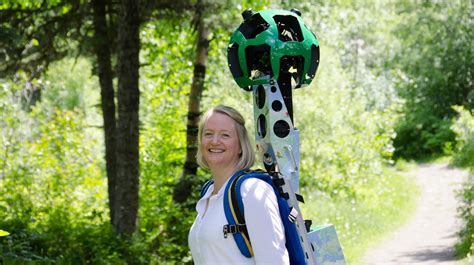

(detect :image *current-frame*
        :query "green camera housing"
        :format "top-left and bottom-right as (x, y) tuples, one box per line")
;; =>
(227, 9), (320, 90)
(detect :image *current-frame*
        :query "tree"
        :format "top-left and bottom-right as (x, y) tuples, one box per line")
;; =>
(91, 0), (118, 226)
(172, 0), (271, 204)
(173, 0), (210, 203)
(0, 1), (88, 110)
(3, 0), (271, 237)
(1, 0), (141, 235)
(0, 1), (86, 77)
(392, 1), (474, 159)
(113, 0), (141, 235)
(0, 0), (135, 233)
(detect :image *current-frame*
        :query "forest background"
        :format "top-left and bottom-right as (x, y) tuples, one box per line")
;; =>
(0, 0), (473, 264)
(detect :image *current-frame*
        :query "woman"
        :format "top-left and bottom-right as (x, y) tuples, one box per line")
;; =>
(188, 105), (290, 264)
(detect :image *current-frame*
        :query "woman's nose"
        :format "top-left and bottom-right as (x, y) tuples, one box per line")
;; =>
(210, 135), (220, 144)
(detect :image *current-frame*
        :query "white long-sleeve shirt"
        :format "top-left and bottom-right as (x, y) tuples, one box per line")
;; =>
(188, 177), (290, 265)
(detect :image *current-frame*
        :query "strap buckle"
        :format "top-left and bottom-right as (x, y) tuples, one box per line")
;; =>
(223, 224), (247, 238)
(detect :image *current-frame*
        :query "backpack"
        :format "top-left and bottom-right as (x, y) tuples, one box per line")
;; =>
(200, 169), (307, 265)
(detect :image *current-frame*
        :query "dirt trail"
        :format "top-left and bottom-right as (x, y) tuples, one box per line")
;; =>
(363, 163), (470, 265)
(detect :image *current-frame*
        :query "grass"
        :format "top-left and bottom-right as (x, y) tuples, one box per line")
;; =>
(393, 158), (419, 172)
(394, 156), (452, 171)
(301, 166), (419, 263)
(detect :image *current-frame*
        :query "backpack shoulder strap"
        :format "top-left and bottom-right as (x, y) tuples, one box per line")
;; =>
(223, 170), (306, 264)
(222, 169), (272, 258)
(200, 179), (214, 198)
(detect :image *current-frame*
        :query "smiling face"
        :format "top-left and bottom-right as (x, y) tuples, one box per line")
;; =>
(201, 112), (242, 173)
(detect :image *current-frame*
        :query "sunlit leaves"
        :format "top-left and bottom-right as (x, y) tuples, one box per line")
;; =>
(0, 229), (9, 237)
(1, 0), (86, 78)
(0, 58), (106, 260)
(451, 105), (474, 167)
(450, 106), (474, 257)
(392, 1), (474, 158)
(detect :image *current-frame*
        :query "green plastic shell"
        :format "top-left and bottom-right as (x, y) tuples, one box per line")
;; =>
(228, 9), (319, 89)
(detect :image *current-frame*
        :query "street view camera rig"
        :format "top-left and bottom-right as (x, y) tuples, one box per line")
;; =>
(227, 8), (346, 264)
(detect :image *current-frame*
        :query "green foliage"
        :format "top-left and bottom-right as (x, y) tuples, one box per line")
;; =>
(0, 58), (113, 263)
(42, 59), (100, 111)
(138, 17), (205, 264)
(456, 178), (474, 258)
(302, 168), (418, 263)
(394, 113), (455, 159)
(451, 106), (474, 257)
(392, 1), (474, 159)
(0, 0), (86, 77)
(295, 43), (399, 199)
(451, 106), (474, 168)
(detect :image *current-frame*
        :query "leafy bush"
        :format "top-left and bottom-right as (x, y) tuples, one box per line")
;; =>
(295, 47), (400, 199)
(392, 1), (474, 160)
(451, 106), (474, 168)
(0, 59), (125, 264)
(451, 106), (474, 257)
(394, 113), (455, 159)
(456, 179), (474, 258)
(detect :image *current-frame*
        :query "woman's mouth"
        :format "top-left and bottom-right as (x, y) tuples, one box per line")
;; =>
(209, 148), (224, 153)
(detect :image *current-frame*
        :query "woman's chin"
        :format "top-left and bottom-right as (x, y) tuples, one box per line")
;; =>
(207, 160), (225, 168)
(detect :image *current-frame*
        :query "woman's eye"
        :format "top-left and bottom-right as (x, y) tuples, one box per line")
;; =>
(222, 134), (230, 138)
(204, 133), (213, 137)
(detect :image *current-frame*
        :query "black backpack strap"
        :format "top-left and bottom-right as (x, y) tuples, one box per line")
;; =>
(200, 179), (214, 198)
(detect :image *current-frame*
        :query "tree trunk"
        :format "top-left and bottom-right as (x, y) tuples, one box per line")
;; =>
(91, 0), (118, 226)
(173, 10), (209, 203)
(114, 0), (140, 236)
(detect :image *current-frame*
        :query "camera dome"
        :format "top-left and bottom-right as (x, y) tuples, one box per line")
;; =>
(227, 9), (320, 90)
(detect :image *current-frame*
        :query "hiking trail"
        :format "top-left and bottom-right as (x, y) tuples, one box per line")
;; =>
(363, 163), (470, 265)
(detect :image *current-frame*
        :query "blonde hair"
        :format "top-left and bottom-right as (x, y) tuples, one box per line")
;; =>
(196, 105), (255, 171)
